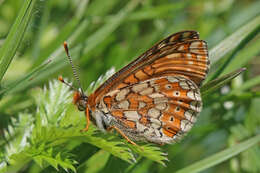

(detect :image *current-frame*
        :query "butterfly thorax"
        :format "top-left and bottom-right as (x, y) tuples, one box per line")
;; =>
(73, 91), (110, 130)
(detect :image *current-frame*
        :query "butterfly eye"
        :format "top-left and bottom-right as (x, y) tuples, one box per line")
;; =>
(77, 100), (86, 111)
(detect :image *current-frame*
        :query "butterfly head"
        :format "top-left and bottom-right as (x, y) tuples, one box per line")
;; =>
(73, 90), (88, 111)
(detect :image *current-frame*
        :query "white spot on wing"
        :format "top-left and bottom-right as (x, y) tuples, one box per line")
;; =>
(190, 101), (202, 112)
(179, 81), (189, 90)
(148, 108), (160, 118)
(154, 97), (168, 104)
(117, 100), (129, 109)
(187, 81), (196, 89)
(184, 110), (192, 120)
(184, 110), (197, 123)
(136, 122), (148, 132)
(194, 91), (201, 101)
(178, 45), (185, 51)
(155, 103), (167, 110)
(132, 83), (148, 93)
(116, 88), (129, 101)
(144, 128), (154, 137)
(166, 53), (180, 59)
(107, 89), (120, 96)
(180, 119), (192, 132)
(187, 90), (195, 100)
(149, 93), (164, 98)
(124, 111), (140, 121)
(167, 76), (179, 83)
(190, 41), (201, 48)
(138, 101), (146, 109)
(150, 118), (161, 129)
(140, 87), (153, 95)
(187, 53), (192, 59)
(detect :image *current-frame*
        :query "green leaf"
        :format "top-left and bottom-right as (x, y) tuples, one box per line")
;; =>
(206, 15), (260, 82)
(75, 130), (137, 164)
(33, 151), (76, 172)
(129, 144), (168, 166)
(0, 0), (37, 82)
(201, 68), (246, 96)
(221, 38), (260, 75)
(176, 134), (260, 173)
(209, 15), (260, 65)
(78, 150), (110, 173)
(0, 59), (51, 96)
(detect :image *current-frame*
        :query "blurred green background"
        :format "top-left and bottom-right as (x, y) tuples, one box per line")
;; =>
(0, 0), (259, 172)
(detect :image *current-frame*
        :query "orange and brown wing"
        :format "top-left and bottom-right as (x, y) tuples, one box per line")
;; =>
(100, 76), (202, 144)
(120, 39), (209, 88)
(90, 31), (209, 105)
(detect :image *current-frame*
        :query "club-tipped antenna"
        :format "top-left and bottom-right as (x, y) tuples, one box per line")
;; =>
(63, 42), (84, 94)
(58, 76), (78, 91)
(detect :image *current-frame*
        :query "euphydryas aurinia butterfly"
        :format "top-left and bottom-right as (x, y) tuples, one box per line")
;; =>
(59, 30), (210, 145)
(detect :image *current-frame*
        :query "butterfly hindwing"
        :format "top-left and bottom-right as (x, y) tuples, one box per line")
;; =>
(99, 76), (202, 144)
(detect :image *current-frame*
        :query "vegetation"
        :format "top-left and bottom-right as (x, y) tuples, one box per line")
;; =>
(0, 0), (259, 172)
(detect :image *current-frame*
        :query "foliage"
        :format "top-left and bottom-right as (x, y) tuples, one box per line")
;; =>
(0, 0), (259, 172)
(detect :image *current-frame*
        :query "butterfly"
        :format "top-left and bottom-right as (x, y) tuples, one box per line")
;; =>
(60, 30), (210, 145)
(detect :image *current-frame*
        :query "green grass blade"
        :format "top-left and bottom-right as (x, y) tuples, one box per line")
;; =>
(228, 1), (260, 30)
(222, 38), (260, 74)
(219, 92), (260, 102)
(207, 23), (259, 81)
(32, 0), (89, 67)
(0, 0), (37, 82)
(176, 134), (260, 173)
(201, 68), (246, 96)
(209, 15), (260, 65)
(98, 3), (187, 22)
(82, 0), (141, 55)
(0, 60), (51, 96)
(128, 3), (186, 20)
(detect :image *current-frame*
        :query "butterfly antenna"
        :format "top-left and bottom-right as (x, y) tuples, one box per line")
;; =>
(63, 42), (84, 94)
(58, 76), (78, 91)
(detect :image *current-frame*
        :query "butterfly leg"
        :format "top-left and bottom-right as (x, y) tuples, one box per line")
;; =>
(81, 107), (90, 132)
(107, 125), (138, 146)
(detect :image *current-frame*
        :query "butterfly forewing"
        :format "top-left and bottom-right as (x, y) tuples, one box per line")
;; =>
(91, 31), (208, 103)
